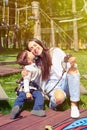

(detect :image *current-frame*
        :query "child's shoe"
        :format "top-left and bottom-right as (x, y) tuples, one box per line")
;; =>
(31, 110), (46, 117)
(10, 105), (20, 119)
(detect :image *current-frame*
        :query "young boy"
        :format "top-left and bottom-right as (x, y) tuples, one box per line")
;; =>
(10, 50), (46, 119)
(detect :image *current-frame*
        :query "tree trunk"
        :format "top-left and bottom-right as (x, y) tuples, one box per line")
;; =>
(50, 19), (55, 47)
(72, 0), (79, 51)
(0, 32), (4, 51)
(31, 1), (41, 40)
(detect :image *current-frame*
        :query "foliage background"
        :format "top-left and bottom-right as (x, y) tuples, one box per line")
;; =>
(0, 0), (87, 49)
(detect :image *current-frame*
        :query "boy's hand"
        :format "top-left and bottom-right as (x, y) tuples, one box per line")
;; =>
(26, 92), (33, 99)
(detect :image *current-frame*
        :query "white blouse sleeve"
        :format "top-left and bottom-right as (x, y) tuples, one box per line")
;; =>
(51, 48), (66, 77)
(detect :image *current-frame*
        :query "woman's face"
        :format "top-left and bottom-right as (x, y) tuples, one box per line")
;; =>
(28, 41), (43, 56)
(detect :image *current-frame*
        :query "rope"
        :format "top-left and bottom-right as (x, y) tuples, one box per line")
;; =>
(40, 8), (73, 42)
(46, 70), (66, 96)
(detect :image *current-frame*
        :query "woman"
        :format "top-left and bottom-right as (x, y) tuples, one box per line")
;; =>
(25, 38), (80, 118)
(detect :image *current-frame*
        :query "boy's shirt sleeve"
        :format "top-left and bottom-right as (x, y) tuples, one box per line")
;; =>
(23, 65), (32, 93)
(23, 72), (31, 93)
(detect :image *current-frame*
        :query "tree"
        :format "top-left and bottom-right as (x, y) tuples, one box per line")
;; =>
(72, 0), (79, 51)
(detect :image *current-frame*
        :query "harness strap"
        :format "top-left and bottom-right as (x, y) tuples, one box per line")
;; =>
(46, 70), (66, 96)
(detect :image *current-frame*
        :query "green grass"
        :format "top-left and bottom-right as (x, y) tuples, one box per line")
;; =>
(0, 49), (87, 115)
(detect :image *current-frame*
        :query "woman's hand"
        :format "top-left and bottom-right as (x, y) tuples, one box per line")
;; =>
(21, 69), (29, 78)
(68, 57), (76, 67)
(68, 57), (78, 74)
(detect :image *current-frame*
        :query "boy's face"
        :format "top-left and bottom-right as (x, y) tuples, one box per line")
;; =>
(27, 51), (35, 64)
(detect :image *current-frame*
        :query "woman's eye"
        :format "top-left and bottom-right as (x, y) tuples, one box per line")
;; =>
(30, 47), (33, 51)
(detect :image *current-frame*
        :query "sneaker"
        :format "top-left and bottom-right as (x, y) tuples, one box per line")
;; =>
(49, 103), (57, 111)
(10, 105), (20, 119)
(71, 106), (80, 118)
(50, 105), (57, 111)
(31, 110), (46, 117)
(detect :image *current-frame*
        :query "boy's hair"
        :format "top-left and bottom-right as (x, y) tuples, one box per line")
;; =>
(17, 50), (29, 66)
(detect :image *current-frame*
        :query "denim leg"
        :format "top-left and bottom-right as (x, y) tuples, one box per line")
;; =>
(67, 73), (80, 102)
(49, 96), (57, 109)
(14, 91), (26, 107)
(45, 79), (66, 109)
(32, 90), (44, 110)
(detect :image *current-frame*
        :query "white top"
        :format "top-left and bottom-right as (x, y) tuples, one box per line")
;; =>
(50, 47), (66, 79)
(41, 47), (66, 91)
(23, 63), (41, 93)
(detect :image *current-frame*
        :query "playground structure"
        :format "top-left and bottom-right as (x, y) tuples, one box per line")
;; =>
(0, 1), (41, 49)
(0, 0), (87, 50)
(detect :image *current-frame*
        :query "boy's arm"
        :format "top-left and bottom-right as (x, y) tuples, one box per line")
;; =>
(21, 67), (31, 92)
(24, 77), (33, 99)
(22, 68), (33, 99)
(24, 76), (30, 92)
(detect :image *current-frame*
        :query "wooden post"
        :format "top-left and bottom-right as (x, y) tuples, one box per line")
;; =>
(50, 19), (55, 47)
(83, 0), (87, 14)
(15, 2), (17, 25)
(72, 0), (79, 51)
(2, 0), (5, 20)
(31, 1), (41, 40)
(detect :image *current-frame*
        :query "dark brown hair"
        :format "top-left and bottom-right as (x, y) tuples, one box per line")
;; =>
(17, 50), (29, 66)
(27, 38), (52, 81)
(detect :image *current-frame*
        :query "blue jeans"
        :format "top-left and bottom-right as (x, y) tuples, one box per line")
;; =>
(66, 73), (80, 102)
(45, 72), (80, 108)
(14, 90), (44, 110)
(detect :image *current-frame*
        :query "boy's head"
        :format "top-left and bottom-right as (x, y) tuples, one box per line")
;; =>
(17, 50), (35, 66)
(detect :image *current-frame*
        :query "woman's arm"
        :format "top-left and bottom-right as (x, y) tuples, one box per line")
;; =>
(51, 48), (66, 77)
(21, 69), (29, 78)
